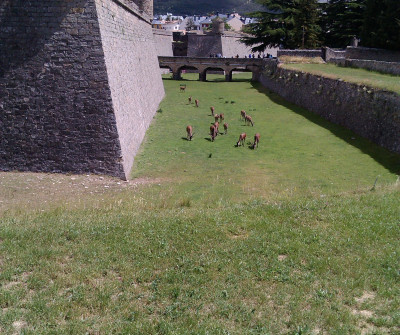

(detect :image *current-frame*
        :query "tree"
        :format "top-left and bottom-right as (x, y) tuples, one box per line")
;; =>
(323, 0), (366, 48)
(241, 0), (322, 52)
(361, 0), (400, 50)
(186, 17), (196, 31)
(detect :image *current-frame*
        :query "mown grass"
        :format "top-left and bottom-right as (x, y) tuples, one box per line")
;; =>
(281, 63), (400, 95)
(0, 73), (399, 334)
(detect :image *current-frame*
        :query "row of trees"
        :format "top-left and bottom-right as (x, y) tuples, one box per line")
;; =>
(242, 0), (400, 51)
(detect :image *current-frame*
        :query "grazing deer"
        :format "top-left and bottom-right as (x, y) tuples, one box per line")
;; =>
(236, 133), (246, 147)
(214, 114), (219, 123)
(186, 125), (194, 141)
(219, 113), (224, 121)
(252, 133), (260, 149)
(240, 110), (246, 120)
(180, 85), (186, 92)
(195, 99), (199, 107)
(210, 106), (215, 116)
(210, 125), (217, 142)
(223, 123), (228, 134)
(245, 115), (254, 126)
(213, 121), (219, 135)
(188, 96), (192, 104)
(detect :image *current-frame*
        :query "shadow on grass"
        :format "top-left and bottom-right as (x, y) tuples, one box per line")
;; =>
(251, 82), (400, 175)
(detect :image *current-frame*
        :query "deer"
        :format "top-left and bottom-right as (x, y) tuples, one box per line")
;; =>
(195, 99), (199, 107)
(188, 96), (192, 104)
(240, 110), (246, 120)
(214, 114), (219, 123)
(252, 133), (260, 149)
(245, 115), (254, 126)
(180, 86), (186, 92)
(213, 121), (219, 135)
(219, 113), (224, 122)
(236, 133), (246, 147)
(210, 106), (215, 116)
(186, 125), (194, 141)
(223, 123), (228, 135)
(210, 125), (217, 142)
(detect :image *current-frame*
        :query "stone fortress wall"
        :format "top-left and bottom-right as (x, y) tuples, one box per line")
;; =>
(257, 60), (400, 155)
(0, 0), (164, 180)
(153, 28), (173, 56)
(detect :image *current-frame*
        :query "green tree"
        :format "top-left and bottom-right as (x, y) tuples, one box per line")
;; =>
(361, 0), (400, 50)
(322, 0), (366, 48)
(241, 0), (321, 51)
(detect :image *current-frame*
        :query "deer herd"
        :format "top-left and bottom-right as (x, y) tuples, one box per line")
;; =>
(185, 93), (260, 149)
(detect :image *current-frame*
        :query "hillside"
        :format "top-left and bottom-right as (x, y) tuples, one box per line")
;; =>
(153, 0), (263, 15)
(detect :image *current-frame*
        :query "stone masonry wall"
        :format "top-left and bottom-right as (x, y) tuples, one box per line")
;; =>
(277, 49), (323, 58)
(0, 0), (125, 178)
(343, 59), (400, 76)
(95, 0), (165, 177)
(187, 33), (222, 57)
(346, 47), (400, 63)
(153, 28), (173, 56)
(0, 0), (164, 179)
(221, 33), (277, 58)
(258, 60), (400, 154)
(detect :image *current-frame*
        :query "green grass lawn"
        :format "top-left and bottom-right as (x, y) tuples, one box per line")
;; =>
(281, 63), (400, 95)
(0, 73), (399, 334)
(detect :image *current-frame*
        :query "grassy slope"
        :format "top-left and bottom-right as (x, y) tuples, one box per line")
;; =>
(282, 63), (400, 95)
(0, 74), (399, 334)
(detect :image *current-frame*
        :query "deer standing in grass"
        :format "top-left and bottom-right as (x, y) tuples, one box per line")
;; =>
(245, 115), (254, 126)
(186, 125), (194, 141)
(219, 113), (224, 122)
(223, 123), (228, 134)
(214, 114), (219, 123)
(210, 125), (217, 142)
(213, 121), (219, 135)
(188, 96), (192, 104)
(240, 110), (246, 120)
(210, 106), (215, 116)
(195, 99), (199, 107)
(252, 133), (260, 149)
(236, 133), (246, 147)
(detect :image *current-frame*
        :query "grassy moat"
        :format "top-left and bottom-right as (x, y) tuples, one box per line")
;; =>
(0, 73), (399, 334)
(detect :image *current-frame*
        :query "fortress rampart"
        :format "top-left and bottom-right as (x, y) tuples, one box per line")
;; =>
(0, 0), (164, 180)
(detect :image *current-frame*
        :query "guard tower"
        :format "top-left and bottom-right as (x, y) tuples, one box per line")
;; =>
(212, 17), (225, 35)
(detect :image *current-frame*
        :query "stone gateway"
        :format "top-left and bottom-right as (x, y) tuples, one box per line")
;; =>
(0, 0), (164, 180)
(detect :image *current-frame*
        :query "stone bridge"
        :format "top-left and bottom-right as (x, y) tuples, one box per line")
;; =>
(158, 56), (264, 81)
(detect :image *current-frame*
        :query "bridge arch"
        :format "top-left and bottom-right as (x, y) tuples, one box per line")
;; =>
(200, 66), (226, 82)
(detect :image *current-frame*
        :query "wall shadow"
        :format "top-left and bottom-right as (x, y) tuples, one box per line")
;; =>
(251, 81), (400, 175)
(0, 0), (87, 78)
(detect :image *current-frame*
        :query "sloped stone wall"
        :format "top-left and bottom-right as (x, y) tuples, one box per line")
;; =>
(153, 29), (173, 56)
(0, 0), (164, 179)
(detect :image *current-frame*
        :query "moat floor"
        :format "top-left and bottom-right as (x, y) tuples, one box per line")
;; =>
(0, 73), (399, 334)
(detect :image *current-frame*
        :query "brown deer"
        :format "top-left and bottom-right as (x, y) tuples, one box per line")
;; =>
(214, 114), (219, 123)
(210, 106), (215, 116)
(180, 85), (186, 92)
(245, 115), (254, 126)
(219, 113), (224, 122)
(236, 133), (246, 147)
(186, 125), (194, 141)
(252, 133), (260, 149)
(210, 125), (217, 142)
(240, 110), (246, 120)
(188, 96), (192, 104)
(195, 99), (199, 107)
(213, 121), (219, 135)
(223, 123), (228, 134)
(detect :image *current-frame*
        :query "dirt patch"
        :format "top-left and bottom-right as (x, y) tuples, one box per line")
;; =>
(0, 172), (169, 215)
(12, 320), (27, 332)
(278, 255), (288, 261)
(355, 291), (376, 304)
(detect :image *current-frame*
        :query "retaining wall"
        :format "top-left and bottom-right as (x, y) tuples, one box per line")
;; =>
(343, 59), (400, 76)
(257, 60), (400, 154)
(346, 47), (400, 63)
(0, 0), (164, 179)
